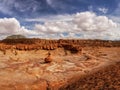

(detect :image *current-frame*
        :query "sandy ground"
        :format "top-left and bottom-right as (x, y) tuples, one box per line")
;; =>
(0, 47), (119, 90)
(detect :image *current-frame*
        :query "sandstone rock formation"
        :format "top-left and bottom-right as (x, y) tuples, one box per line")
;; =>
(0, 39), (119, 52)
(0, 39), (119, 90)
(44, 52), (52, 63)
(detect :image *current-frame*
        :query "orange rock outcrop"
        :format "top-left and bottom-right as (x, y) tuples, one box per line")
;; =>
(0, 39), (119, 52)
(0, 39), (119, 90)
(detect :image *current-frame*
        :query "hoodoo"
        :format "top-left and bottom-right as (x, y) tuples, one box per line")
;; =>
(44, 52), (52, 63)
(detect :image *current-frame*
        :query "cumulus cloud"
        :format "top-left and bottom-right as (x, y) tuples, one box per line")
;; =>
(0, 18), (37, 39)
(34, 12), (120, 40)
(109, 16), (120, 23)
(0, 12), (120, 40)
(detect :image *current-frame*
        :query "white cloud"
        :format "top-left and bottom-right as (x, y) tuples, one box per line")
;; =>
(14, 0), (38, 13)
(109, 16), (120, 23)
(34, 12), (120, 40)
(0, 12), (120, 40)
(98, 7), (108, 14)
(25, 14), (74, 22)
(0, 18), (37, 39)
(0, 0), (39, 15)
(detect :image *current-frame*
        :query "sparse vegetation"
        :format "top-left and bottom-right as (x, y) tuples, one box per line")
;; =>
(5, 34), (26, 39)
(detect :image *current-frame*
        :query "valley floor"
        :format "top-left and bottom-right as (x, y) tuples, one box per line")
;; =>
(0, 47), (119, 90)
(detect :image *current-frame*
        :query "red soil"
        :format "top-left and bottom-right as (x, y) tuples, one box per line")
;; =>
(0, 39), (119, 90)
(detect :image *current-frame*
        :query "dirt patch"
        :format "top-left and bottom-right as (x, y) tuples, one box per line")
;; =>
(0, 39), (119, 90)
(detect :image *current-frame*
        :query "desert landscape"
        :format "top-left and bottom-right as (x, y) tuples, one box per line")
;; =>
(0, 38), (119, 90)
(0, 0), (120, 90)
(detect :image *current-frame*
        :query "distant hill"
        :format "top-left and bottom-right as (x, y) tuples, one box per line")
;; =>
(5, 35), (26, 39)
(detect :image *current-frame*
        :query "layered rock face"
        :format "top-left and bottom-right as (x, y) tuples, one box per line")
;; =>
(0, 39), (120, 51)
(0, 39), (119, 90)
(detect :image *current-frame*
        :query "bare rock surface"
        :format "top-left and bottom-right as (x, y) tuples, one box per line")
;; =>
(0, 39), (119, 90)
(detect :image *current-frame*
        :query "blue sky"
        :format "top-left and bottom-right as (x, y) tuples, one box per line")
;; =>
(0, 0), (119, 19)
(0, 0), (120, 40)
